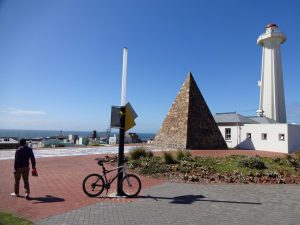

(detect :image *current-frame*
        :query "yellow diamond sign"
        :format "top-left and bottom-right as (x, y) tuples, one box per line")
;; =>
(125, 103), (137, 131)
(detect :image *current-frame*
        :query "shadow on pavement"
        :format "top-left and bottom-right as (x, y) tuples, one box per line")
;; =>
(29, 195), (65, 204)
(138, 194), (262, 205)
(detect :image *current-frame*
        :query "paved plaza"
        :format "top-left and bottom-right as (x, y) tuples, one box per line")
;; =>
(37, 182), (300, 225)
(0, 149), (298, 225)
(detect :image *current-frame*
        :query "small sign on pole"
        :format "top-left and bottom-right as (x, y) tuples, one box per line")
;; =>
(110, 103), (138, 131)
(110, 106), (122, 128)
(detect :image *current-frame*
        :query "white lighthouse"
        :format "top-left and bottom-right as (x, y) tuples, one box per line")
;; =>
(256, 23), (286, 123)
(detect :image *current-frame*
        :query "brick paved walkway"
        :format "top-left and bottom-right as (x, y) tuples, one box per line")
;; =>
(0, 148), (291, 224)
(0, 154), (162, 221)
(36, 182), (300, 225)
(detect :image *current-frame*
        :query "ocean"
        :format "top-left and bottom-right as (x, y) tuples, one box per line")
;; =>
(0, 129), (155, 141)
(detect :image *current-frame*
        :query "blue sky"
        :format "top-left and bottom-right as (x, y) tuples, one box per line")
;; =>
(0, 0), (300, 133)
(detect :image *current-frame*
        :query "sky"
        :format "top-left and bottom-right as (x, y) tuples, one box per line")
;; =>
(0, 0), (300, 133)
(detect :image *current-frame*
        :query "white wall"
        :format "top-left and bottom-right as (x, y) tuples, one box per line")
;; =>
(218, 124), (295, 153)
(218, 126), (239, 149)
(240, 124), (288, 153)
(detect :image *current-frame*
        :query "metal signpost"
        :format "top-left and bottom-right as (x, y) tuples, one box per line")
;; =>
(110, 48), (137, 196)
(117, 47), (128, 196)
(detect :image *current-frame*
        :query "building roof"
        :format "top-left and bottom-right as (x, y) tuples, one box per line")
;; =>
(247, 116), (276, 124)
(214, 112), (257, 124)
(214, 112), (279, 125)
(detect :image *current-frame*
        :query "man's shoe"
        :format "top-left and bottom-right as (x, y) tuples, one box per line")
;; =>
(25, 193), (30, 200)
(11, 193), (19, 197)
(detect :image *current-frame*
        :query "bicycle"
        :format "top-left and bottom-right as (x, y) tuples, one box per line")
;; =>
(82, 158), (142, 198)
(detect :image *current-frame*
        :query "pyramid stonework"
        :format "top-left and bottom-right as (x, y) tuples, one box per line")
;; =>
(154, 73), (227, 150)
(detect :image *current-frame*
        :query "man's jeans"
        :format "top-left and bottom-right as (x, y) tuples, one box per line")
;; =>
(14, 167), (30, 194)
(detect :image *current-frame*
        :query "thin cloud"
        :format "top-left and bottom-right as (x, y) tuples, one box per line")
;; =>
(2, 107), (47, 115)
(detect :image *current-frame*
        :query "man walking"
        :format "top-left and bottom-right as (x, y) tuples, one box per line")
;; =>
(11, 138), (36, 200)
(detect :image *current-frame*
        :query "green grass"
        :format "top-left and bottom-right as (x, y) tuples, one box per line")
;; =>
(128, 153), (300, 182)
(0, 212), (33, 225)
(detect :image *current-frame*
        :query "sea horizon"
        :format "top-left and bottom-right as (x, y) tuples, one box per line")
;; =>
(0, 129), (155, 140)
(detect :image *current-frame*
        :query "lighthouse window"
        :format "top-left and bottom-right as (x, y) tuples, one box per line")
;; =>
(279, 134), (285, 141)
(261, 133), (267, 140)
(225, 128), (231, 140)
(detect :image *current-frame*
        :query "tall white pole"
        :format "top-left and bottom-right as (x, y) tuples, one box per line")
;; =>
(117, 47), (128, 196)
(121, 47), (128, 106)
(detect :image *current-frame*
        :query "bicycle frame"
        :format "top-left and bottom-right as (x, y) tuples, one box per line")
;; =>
(101, 163), (127, 187)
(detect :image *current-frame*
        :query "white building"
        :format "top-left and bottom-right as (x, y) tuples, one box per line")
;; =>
(214, 113), (300, 153)
(78, 137), (89, 146)
(214, 24), (300, 154)
(0, 137), (19, 149)
(109, 134), (118, 145)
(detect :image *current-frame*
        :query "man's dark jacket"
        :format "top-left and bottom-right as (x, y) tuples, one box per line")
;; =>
(14, 145), (36, 170)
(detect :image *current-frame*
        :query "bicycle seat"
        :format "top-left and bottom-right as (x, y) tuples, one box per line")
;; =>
(96, 159), (104, 166)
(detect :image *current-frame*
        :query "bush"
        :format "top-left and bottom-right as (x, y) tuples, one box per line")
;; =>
(294, 149), (300, 159)
(285, 155), (300, 169)
(194, 156), (218, 168)
(238, 157), (266, 170)
(176, 150), (192, 161)
(163, 151), (176, 164)
(129, 147), (153, 160)
(137, 157), (169, 175)
(139, 164), (169, 174)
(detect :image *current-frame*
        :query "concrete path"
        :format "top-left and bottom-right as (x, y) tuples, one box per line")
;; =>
(0, 146), (134, 160)
(36, 182), (300, 225)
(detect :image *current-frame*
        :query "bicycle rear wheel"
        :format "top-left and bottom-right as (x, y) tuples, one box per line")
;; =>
(121, 174), (141, 197)
(82, 174), (105, 197)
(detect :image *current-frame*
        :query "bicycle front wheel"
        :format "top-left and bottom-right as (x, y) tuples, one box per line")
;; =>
(121, 174), (142, 197)
(82, 174), (105, 197)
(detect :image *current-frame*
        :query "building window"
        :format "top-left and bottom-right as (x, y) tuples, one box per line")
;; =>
(279, 134), (285, 141)
(261, 133), (267, 140)
(246, 133), (251, 139)
(225, 128), (231, 140)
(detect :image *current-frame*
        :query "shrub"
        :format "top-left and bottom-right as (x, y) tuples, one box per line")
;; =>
(294, 148), (300, 158)
(146, 150), (154, 158)
(139, 164), (169, 174)
(238, 157), (266, 170)
(138, 157), (169, 174)
(194, 156), (218, 168)
(129, 147), (153, 160)
(177, 160), (193, 173)
(163, 151), (176, 164)
(285, 155), (300, 169)
(176, 150), (192, 161)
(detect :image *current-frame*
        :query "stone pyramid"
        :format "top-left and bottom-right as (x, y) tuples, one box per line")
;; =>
(154, 72), (227, 150)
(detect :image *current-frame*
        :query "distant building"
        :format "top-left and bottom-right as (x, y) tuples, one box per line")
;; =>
(128, 133), (142, 143)
(0, 137), (19, 149)
(78, 137), (89, 146)
(68, 134), (78, 144)
(109, 134), (118, 145)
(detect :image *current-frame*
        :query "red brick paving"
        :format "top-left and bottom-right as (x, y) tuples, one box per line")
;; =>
(0, 149), (287, 222)
(0, 154), (163, 221)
